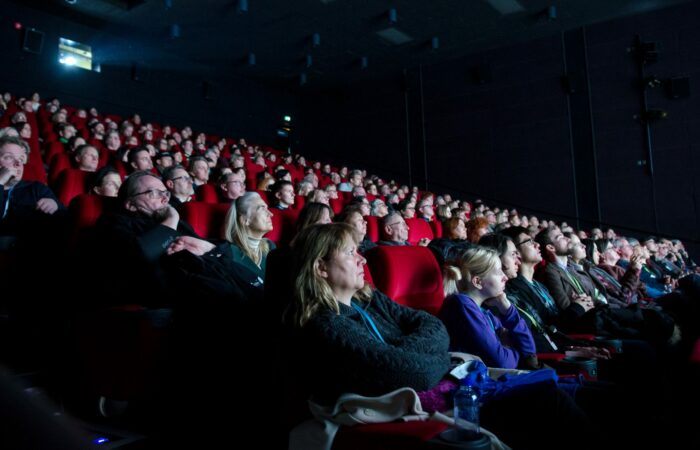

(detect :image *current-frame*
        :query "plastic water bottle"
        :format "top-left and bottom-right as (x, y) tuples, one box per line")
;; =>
(453, 380), (481, 440)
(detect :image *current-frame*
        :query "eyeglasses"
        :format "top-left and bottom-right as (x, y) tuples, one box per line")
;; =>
(171, 175), (192, 183)
(131, 188), (170, 199)
(517, 238), (535, 247)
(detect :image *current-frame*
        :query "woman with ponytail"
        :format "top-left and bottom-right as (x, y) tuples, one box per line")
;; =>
(439, 245), (537, 369)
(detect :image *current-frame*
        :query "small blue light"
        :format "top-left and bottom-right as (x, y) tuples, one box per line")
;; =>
(94, 437), (110, 445)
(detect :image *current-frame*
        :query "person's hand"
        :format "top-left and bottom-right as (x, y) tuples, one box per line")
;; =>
(630, 254), (644, 271)
(417, 237), (430, 247)
(0, 167), (14, 186)
(573, 294), (594, 312)
(483, 292), (511, 315)
(167, 236), (215, 256)
(565, 346), (611, 360)
(35, 198), (58, 215)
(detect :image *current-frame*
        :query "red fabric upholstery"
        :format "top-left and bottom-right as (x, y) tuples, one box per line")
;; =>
(179, 201), (230, 239)
(365, 215), (380, 243)
(266, 208), (299, 247)
(55, 169), (91, 206)
(75, 307), (172, 401)
(365, 246), (444, 315)
(405, 218), (434, 246)
(68, 194), (109, 247)
(430, 220), (443, 239)
(690, 338), (700, 364)
(195, 183), (219, 203)
(332, 421), (449, 450)
(329, 197), (345, 215)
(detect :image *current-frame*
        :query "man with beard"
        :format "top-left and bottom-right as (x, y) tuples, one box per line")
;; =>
(93, 171), (215, 306)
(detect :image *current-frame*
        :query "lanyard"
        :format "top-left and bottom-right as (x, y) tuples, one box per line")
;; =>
(514, 303), (558, 351)
(563, 269), (585, 295)
(529, 280), (558, 313)
(352, 302), (386, 344)
(2, 186), (13, 219)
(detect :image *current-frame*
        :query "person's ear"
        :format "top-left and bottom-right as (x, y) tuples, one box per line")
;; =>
(471, 275), (482, 290)
(125, 198), (138, 212)
(546, 243), (555, 254)
(315, 258), (328, 279)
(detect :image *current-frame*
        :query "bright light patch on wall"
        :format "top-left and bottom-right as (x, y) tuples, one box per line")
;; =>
(484, 0), (524, 15)
(58, 37), (93, 71)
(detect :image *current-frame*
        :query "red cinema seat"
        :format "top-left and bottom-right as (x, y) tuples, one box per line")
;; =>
(405, 218), (434, 246)
(265, 208), (299, 247)
(329, 197), (344, 215)
(430, 220), (443, 239)
(365, 246), (444, 315)
(180, 201), (231, 239)
(365, 215), (380, 243)
(55, 169), (91, 206)
(195, 183), (219, 204)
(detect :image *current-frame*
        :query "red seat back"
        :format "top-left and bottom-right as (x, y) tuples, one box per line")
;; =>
(180, 201), (231, 239)
(365, 246), (444, 315)
(55, 169), (91, 206)
(365, 215), (380, 243)
(405, 218), (434, 246)
(266, 208), (299, 247)
(430, 220), (443, 239)
(195, 183), (219, 203)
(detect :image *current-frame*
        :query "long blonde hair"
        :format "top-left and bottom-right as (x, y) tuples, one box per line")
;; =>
(443, 246), (500, 297)
(223, 191), (270, 264)
(289, 223), (371, 327)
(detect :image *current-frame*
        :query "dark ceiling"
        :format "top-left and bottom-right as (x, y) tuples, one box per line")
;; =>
(13, 0), (695, 87)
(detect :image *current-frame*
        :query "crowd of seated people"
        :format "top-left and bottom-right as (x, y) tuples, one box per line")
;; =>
(1, 90), (699, 449)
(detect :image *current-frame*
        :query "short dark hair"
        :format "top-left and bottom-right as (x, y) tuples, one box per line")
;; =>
(478, 233), (513, 258)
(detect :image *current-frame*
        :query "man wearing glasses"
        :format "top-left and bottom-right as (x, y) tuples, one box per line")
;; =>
(218, 168), (246, 201)
(94, 171), (217, 306)
(162, 165), (194, 207)
(502, 226), (591, 333)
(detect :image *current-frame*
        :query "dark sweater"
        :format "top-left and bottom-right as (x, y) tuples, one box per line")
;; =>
(297, 290), (450, 404)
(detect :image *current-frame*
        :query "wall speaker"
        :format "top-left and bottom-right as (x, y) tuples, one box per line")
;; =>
(23, 28), (44, 54)
(666, 76), (690, 99)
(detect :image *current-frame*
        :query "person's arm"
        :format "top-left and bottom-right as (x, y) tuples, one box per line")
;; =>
(541, 265), (573, 311)
(486, 294), (537, 359)
(32, 182), (65, 214)
(440, 293), (521, 369)
(304, 297), (450, 396)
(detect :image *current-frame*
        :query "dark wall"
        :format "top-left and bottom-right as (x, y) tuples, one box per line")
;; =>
(0, 0), (296, 144)
(300, 1), (700, 250)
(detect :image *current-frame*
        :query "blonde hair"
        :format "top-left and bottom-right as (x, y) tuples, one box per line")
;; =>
(289, 223), (371, 327)
(443, 246), (500, 297)
(223, 191), (271, 264)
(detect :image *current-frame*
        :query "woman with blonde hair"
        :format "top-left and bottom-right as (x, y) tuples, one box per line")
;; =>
(440, 246), (536, 369)
(286, 225), (598, 450)
(223, 191), (275, 281)
(288, 223), (450, 401)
